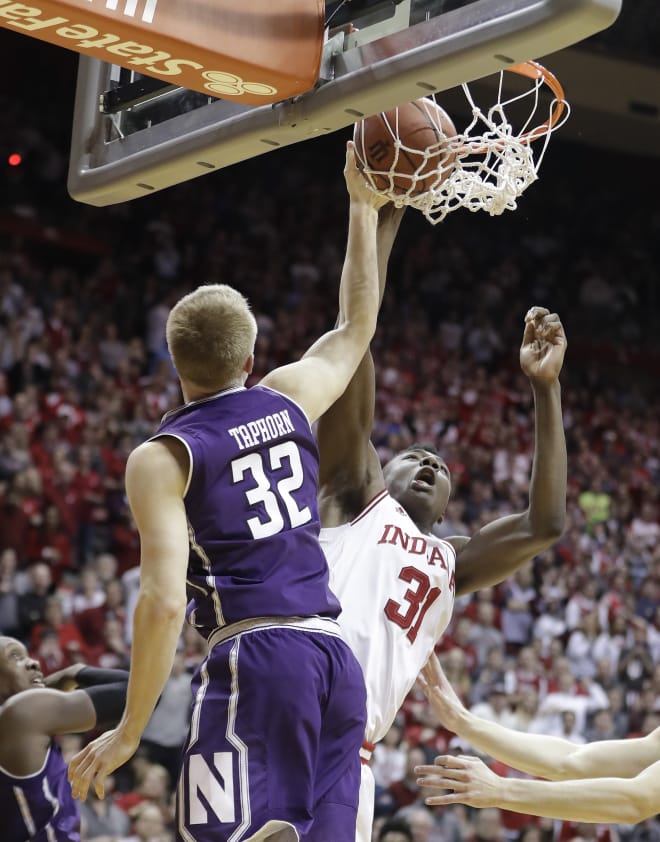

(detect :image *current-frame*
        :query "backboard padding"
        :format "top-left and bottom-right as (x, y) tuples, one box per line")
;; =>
(68, 0), (622, 206)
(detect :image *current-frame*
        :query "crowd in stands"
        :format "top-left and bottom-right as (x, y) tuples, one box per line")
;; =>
(1, 74), (660, 842)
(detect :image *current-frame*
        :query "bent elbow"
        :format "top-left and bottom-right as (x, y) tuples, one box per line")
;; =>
(529, 510), (565, 544)
(344, 305), (378, 342)
(544, 514), (566, 541)
(354, 318), (378, 352)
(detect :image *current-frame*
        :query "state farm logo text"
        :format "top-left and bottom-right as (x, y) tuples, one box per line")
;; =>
(0, 0), (278, 94)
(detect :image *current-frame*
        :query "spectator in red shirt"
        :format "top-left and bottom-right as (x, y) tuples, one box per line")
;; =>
(461, 587), (501, 628)
(17, 560), (53, 640)
(0, 487), (31, 558)
(44, 459), (83, 538)
(92, 615), (130, 670)
(110, 510), (141, 575)
(75, 578), (126, 653)
(436, 617), (479, 675)
(25, 504), (74, 581)
(29, 593), (87, 664)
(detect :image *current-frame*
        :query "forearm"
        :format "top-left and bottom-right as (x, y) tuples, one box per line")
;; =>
(72, 666), (131, 723)
(338, 202), (380, 333)
(451, 709), (577, 780)
(375, 207), (405, 307)
(499, 773), (659, 824)
(44, 664), (86, 689)
(118, 591), (185, 741)
(527, 380), (566, 538)
(452, 380), (568, 595)
(76, 667), (130, 687)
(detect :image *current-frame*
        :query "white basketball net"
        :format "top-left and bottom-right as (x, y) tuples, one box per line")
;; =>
(355, 61), (570, 225)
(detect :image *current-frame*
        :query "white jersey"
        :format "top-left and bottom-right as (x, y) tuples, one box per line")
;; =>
(321, 489), (456, 744)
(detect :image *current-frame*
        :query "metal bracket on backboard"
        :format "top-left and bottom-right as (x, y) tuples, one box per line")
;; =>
(343, 0), (411, 49)
(318, 31), (347, 82)
(68, 0), (622, 206)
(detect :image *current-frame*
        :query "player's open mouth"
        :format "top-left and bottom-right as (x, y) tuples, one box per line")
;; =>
(32, 675), (45, 686)
(412, 467), (436, 489)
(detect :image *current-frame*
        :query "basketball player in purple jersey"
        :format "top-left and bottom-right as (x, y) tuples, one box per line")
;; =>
(0, 636), (128, 841)
(68, 145), (386, 842)
(316, 205), (568, 841)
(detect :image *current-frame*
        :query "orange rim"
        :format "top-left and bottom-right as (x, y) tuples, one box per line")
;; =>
(507, 59), (568, 142)
(453, 59), (568, 156)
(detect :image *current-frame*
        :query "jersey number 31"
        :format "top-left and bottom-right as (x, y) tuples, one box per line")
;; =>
(385, 566), (441, 644)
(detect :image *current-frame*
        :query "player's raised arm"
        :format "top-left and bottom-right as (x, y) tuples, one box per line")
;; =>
(450, 307), (567, 595)
(317, 203), (406, 525)
(261, 143), (385, 423)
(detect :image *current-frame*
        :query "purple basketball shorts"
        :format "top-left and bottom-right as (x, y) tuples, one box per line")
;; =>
(175, 624), (367, 841)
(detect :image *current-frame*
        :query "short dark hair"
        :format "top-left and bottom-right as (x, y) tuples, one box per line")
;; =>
(379, 818), (414, 842)
(399, 443), (442, 458)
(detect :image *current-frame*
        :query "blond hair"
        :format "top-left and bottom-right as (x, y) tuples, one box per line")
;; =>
(166, 284), (257, 391)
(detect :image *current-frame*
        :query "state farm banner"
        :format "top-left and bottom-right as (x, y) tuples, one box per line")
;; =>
(0, 0), (325, 104)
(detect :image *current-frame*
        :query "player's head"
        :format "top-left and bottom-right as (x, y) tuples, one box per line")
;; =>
(0, 636), (44, 703)
(383, 444), (451, 531)
(166, 284), (257, 394)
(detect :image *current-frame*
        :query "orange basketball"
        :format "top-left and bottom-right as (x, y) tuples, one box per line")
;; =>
(353, 98), (457, 196)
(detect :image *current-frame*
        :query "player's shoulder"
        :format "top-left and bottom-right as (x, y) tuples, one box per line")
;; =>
(352, 488), (396, 523)
(127, 436), (190, 480)
(444, 534), (470, 554)
(128, 436), (170, 462)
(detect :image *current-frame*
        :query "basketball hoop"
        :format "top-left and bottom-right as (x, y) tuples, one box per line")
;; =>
(356, 60), (570, 224)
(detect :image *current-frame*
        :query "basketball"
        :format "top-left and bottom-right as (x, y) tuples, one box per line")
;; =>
(353, 98), (457, 197)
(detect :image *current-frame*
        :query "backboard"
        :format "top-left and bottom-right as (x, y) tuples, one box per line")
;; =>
(67, 0), (622, 206)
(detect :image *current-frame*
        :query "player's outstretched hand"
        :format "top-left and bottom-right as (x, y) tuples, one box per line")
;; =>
(418, 653), (467, 733)
(415, 754), (502, 809)
(68, 726), (140, 801)
(344, 141), (389, 210)
(519, 306), (567, 383)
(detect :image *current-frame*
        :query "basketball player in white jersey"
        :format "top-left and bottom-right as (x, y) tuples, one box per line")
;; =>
(316, 205), (568, 842)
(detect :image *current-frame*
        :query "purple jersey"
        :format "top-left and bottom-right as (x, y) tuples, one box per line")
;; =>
(0, 741), (80, 841)
(154, 385), (340, 637)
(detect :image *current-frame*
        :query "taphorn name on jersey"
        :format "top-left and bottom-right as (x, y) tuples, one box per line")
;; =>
(228, 410), (295, 451)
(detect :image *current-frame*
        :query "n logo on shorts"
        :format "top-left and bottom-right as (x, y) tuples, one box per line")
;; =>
(188, 752), (235, 824)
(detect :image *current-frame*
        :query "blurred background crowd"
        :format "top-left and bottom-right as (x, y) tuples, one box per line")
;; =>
(1, 31), (660, 842)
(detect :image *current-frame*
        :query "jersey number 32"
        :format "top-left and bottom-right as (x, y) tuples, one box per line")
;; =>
(231, 442), (312, 538)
